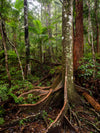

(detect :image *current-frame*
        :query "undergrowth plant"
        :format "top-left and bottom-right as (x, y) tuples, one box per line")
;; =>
(78, 56), (100, 80)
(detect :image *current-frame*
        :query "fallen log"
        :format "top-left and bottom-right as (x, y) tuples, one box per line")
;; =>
(75, 84), (100, 112)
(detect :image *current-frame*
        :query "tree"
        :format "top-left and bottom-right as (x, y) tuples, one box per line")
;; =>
(46, 0), (80, 132)
(0, 19), (11, 87)
(73, 0), (84, 71)
(94, 0), (99, 53)
(24, 0), (31, 76)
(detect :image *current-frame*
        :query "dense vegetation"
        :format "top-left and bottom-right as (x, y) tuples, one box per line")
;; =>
(0, 0), (100, 132)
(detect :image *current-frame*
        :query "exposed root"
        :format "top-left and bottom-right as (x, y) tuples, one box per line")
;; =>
(45, 101), (67, 133)
(71, 110), (81, 127)
(18, 89), (52, 107)
(64, 115), (78, 133)
(89, 109), (100, 118)
(18, 88), (49, 98)
(79, 116), (100, 132)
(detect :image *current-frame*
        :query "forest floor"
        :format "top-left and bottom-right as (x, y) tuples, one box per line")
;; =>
(0, 65), (100, 133)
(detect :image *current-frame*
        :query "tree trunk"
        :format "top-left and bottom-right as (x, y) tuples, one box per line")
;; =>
(94, 0), (99, 53)
(73, 0), (84, 71)
(87, 0), (96, 79)
(47, 3), (52, 63)
(62, 0), (80, 104)
(24, 0), (31, 76)
(0, 20), (11, 87)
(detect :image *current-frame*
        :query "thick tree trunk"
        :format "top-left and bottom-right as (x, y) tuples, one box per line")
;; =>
(0, 20), (11, 87)
(62, 0), (80, 103)
(24, 0), (31, 76)
(73, 0), (84, 71)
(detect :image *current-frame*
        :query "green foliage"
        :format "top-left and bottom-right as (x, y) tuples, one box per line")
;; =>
(79, 56), (100, 80)
(14, 0), (23, 11)
(0, 85), (9, 101)
(27, 94), (40, 104)
(19, 119), (25, 126)
(42, 110), (48, 119)
(0, 117), (5, 125)
(0, 106), (5, 116)
(8, 92), (24, 103)
(48, 118), (54, 124)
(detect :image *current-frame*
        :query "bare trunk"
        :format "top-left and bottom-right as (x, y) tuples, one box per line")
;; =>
(62, 0), (79, 104)
(73, 0), (84, 71)
(0, 20), (11, 87)
(47, 3), (52, 63)
(24, 0), (31, 76)
(87, 0), (96, 79)
(95, 0), (99, 53)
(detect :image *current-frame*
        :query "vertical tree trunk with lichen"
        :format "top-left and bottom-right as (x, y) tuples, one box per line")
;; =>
(46, 1), (81, 132)
(73, 0), (84, 71)
(24, 0), (31, 76)
(62, 0), (78, 103)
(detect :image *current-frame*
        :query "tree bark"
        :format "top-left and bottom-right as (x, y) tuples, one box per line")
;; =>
(87, 0), (96, 79)
(62, 0), (79, 103)
(24, 0), (31, 76)
(94, 0), (99, 53)
(0, 20), (11, 87)
(73, 0), (84, 71)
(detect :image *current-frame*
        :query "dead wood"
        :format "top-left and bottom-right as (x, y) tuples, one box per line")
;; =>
(75, 84), (100, 112)
(83, 92), (100, 112)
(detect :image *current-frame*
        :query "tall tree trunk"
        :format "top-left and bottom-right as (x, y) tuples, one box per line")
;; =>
(0, 20), (11, 87)
(94, 0), (99, 53)
(47, 3), (52, 63)
(46, 1), (81, 132)
(87, 0), (96, 80)
(62, 0), (79, 104)
(24, 0), (31, 76)
(73, 0), (84, 71)
(55, 4), (58, 58)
